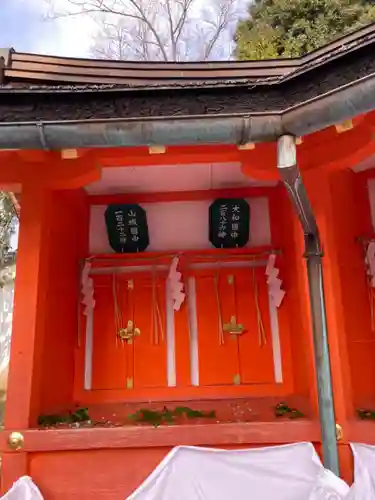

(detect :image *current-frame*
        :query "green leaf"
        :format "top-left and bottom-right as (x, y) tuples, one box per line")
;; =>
(234, 0), (375, 60)
(357, 408), (375, 420)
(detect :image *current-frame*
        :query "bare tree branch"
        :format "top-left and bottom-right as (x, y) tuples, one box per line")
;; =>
(46, 0), (246, 61)
(203, 0), (237, 60)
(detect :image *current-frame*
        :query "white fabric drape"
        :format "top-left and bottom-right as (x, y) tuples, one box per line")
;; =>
(127, 443), (350, 500)
(345, 444), (375, 499)
(3, 442), (375, 499)
(1, 477), (43, 500)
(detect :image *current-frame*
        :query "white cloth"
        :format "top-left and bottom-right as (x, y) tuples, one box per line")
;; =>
(4, 443), (375, 499)
(127, 443), (350, 500)
(1, 477), (43, 500)
(346, 443), (375, 499)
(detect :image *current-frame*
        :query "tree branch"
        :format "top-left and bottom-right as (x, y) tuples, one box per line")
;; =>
(47, 0), (243, 61)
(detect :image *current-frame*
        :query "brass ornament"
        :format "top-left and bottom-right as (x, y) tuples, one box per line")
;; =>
(223, 316), (245, 336)
(8, 432), (24, 451)
(335, 423), (343, 441)
(118, 320), (141, 343)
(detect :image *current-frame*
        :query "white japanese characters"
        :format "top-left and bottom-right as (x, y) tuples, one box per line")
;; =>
(127, 209), (140, 243)
(217, 203), (241, 241)
(114, 210), (127, 245)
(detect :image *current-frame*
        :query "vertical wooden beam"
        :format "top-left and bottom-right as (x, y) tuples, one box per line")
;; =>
(268, 186), (317, 408)
(4, 185), (52, 430)
(298, 169), (355, 433)
(1, 453), (28, 494)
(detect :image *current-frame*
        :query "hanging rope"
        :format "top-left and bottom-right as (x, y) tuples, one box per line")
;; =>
(155, 282), (164, 344)
(150, 267), (165, 345)
(368, 285), (375, 332)
(252, 268), (267, 347)
(214, 271), (225, 345)
(112, 273), (122, 346)
(151, 267), (158, 345)
(359, 238), (375, 332)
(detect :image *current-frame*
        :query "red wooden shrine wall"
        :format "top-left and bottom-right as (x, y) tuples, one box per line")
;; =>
(5, 169), (375, 496)
(73, 188), (302, 405)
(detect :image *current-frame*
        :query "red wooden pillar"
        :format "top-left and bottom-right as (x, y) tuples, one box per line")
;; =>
(2, 184), (53, 490)
(268, 186), (319, 417)
(296, 167), (368, 483)
(5, 185), (53, 428)
(1, 154), (95, 493)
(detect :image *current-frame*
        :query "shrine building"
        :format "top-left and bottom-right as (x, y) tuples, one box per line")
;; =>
(1, 23), (375, 498)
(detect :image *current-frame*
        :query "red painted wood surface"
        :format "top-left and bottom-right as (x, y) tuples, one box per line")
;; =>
(5, 118), (375, 495)
(88, 246), (278, 269)
(91, 273), (168, 391)
(91, 276), (127, 390)
(0, 419), (320, 498)
(237, 268), (275, 384)
(0, 420), (320, 453)
(80, 260), (288, 400)
(195, 272), (238, 386)
(4, 186), (53, 430)
(194, 267), (275, 386)
(29, 448), (170, 500)
(133, 275), (167, 389)
(303, 169), (375, 421)
(268, 187), (315, 409)
(1, 454), (28, 495)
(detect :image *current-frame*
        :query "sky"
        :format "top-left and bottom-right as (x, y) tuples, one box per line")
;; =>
(0, 0), (93, 56)
(1, 0), (248, 252)
(0, 0), (248, 59)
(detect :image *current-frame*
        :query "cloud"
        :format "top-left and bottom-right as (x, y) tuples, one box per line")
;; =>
(0, 0), (93, 56)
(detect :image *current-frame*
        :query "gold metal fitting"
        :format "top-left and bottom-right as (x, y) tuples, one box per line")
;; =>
(335, 120), (353, 134)
(335, 423), (343, 441)
(149, 145), (166, 155)
(118, 320), (141, 342)
(223, 316), (246, 336)
(61, 148), (79, 160)
(8, 431), (24, 451)
(237, 142), (255, 150)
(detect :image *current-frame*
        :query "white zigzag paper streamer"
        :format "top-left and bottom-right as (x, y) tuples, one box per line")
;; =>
(168, 256), (185, 312)
(81, 261), (95, 316)
(365, 241), (375, 288)
(266, 254), (285, 308)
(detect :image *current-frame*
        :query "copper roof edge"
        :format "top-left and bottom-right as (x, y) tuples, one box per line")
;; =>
(1, 22), (375, 89)
(1, 69), (375, 149)
(7, 21), (375, 67)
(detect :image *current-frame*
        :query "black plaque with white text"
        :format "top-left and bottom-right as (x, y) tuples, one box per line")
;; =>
(105, 204), (149, 253)
(209, 198), (250, 249)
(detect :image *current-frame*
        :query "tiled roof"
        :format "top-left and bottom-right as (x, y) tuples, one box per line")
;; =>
(1, 23), (375, 92)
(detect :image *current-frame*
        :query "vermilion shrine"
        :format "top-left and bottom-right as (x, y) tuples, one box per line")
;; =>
(1, 24), (375, 498)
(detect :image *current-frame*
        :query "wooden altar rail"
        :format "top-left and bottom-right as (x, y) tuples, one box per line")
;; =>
(1, 419), (372, 454)
(0, 421), (320, 453)
(1, 420), (372, 492)
(346, 421), (375, 444)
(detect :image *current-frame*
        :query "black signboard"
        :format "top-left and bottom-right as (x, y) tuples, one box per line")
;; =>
(105, 204), (149, 253)
(209, 198), (250, 249)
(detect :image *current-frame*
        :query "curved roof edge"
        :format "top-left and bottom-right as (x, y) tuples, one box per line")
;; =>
(1, 22), (375, 89)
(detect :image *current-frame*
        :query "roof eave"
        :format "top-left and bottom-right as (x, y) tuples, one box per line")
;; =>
(0, 70), (374, 150)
